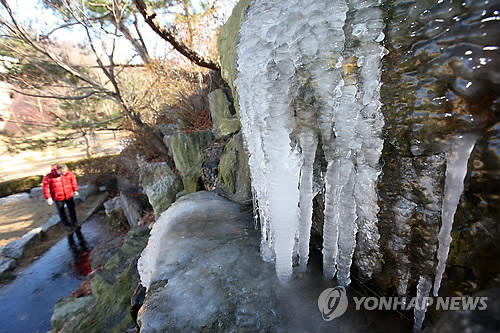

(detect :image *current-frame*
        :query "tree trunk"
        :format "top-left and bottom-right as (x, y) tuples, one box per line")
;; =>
(110, 16), (150, 64)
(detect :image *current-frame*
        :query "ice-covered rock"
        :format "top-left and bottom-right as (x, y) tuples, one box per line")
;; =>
(223, 0), (500, 329)
(137, 191), (412, 332)
(138, 192), (280, 332)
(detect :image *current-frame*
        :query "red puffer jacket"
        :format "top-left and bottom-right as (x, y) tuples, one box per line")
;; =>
(42, 167), (78, 201)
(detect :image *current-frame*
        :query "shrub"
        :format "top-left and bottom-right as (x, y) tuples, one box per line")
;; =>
(0, 175), (43, 198)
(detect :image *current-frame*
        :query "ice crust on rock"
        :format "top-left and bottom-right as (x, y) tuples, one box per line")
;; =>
(235, 0), (386, 283)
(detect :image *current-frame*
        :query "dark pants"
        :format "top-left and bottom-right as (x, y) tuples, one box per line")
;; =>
(55, 197), (77, 226)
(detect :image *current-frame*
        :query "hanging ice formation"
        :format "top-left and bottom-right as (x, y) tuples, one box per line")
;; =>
(235, 0), (386, 283)
(433, 134), (478, 296)
(413, 275), (432, 332)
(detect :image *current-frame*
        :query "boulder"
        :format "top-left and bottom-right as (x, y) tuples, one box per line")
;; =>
(0, 192), (30, 207)
(165, 130), (215, 193)
(40, 215), (62, 233)
(51, 296), (96, 332)
(138, 159), (183, 218)
(216, 133), (252, 205)
(0, 227), (43, 259)
(208, 89), (240, 138)
(29, 187), (43, 200)
(77, 184), (98, 202)
(0, 256), (16, 274)
(104, 196), (122, 216)
(137, 192), (280, 332)
(119, 192), (143, 227)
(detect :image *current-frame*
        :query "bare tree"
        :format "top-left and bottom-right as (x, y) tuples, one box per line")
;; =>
(0, 0), (168, 155)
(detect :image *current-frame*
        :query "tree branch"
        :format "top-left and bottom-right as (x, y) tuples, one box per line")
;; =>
(133, 0), (220, 71)
(11, 88), (101, 100)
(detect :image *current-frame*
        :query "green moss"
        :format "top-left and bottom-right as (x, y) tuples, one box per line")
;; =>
(217, 0), (252, 118)
(183, 172), (201, 194)
(0, 175), (43, 198)
(121, 226), (150, 257)
(208, 89), (241, 138)
(62, 263), (139, 333)
(216, 133), (251, 204)
(103, 253), (121, 271)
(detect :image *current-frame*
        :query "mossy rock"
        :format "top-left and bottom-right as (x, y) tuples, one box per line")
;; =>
(208, 89), (241, 138)
(217, 0), (252, 118)
(165, 130), (215, 194)
(51, 296), (96, 332)
(121, 226), (150, 257)
(0, 175), (43, 198)
(138, 161), (183, 218)
(216, 133), (251, 205)
(60, 264), (138, 333)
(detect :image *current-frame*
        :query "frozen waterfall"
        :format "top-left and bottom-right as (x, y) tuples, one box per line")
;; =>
(235, 0), (386, 282)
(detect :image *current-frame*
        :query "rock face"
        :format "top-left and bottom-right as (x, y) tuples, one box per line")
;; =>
(138, 159), (183, 218)
(220, 0), (500, 329)
(137, 192), (280, 333)
(217, 0), (252, 118)
(76, 184), (98, 202)
(375, 0), (500, 298)
(165, 130), (215, 193)
(216, 132), (252, 205)
(208, 89), (240, 138)
(51, 296), (96, 332)
(200, 137), (229, 191)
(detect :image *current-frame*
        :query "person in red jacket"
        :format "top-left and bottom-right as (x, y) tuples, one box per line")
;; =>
(42, 164), (79, 232)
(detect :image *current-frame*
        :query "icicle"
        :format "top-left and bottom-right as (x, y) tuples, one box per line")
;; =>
(297, 130), (318, 271)
(322, 160), (343, 279)
(236, 0), (385, 282)
(433, 133), (478, 296)
(413, 275), (432, 332)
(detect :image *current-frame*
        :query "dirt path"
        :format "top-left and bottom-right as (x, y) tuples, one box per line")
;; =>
(0, 195), (101, 247)
(0, 130), (125, 182)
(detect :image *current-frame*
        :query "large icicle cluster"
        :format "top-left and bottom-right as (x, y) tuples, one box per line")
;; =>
(235, 0), (386, 283)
